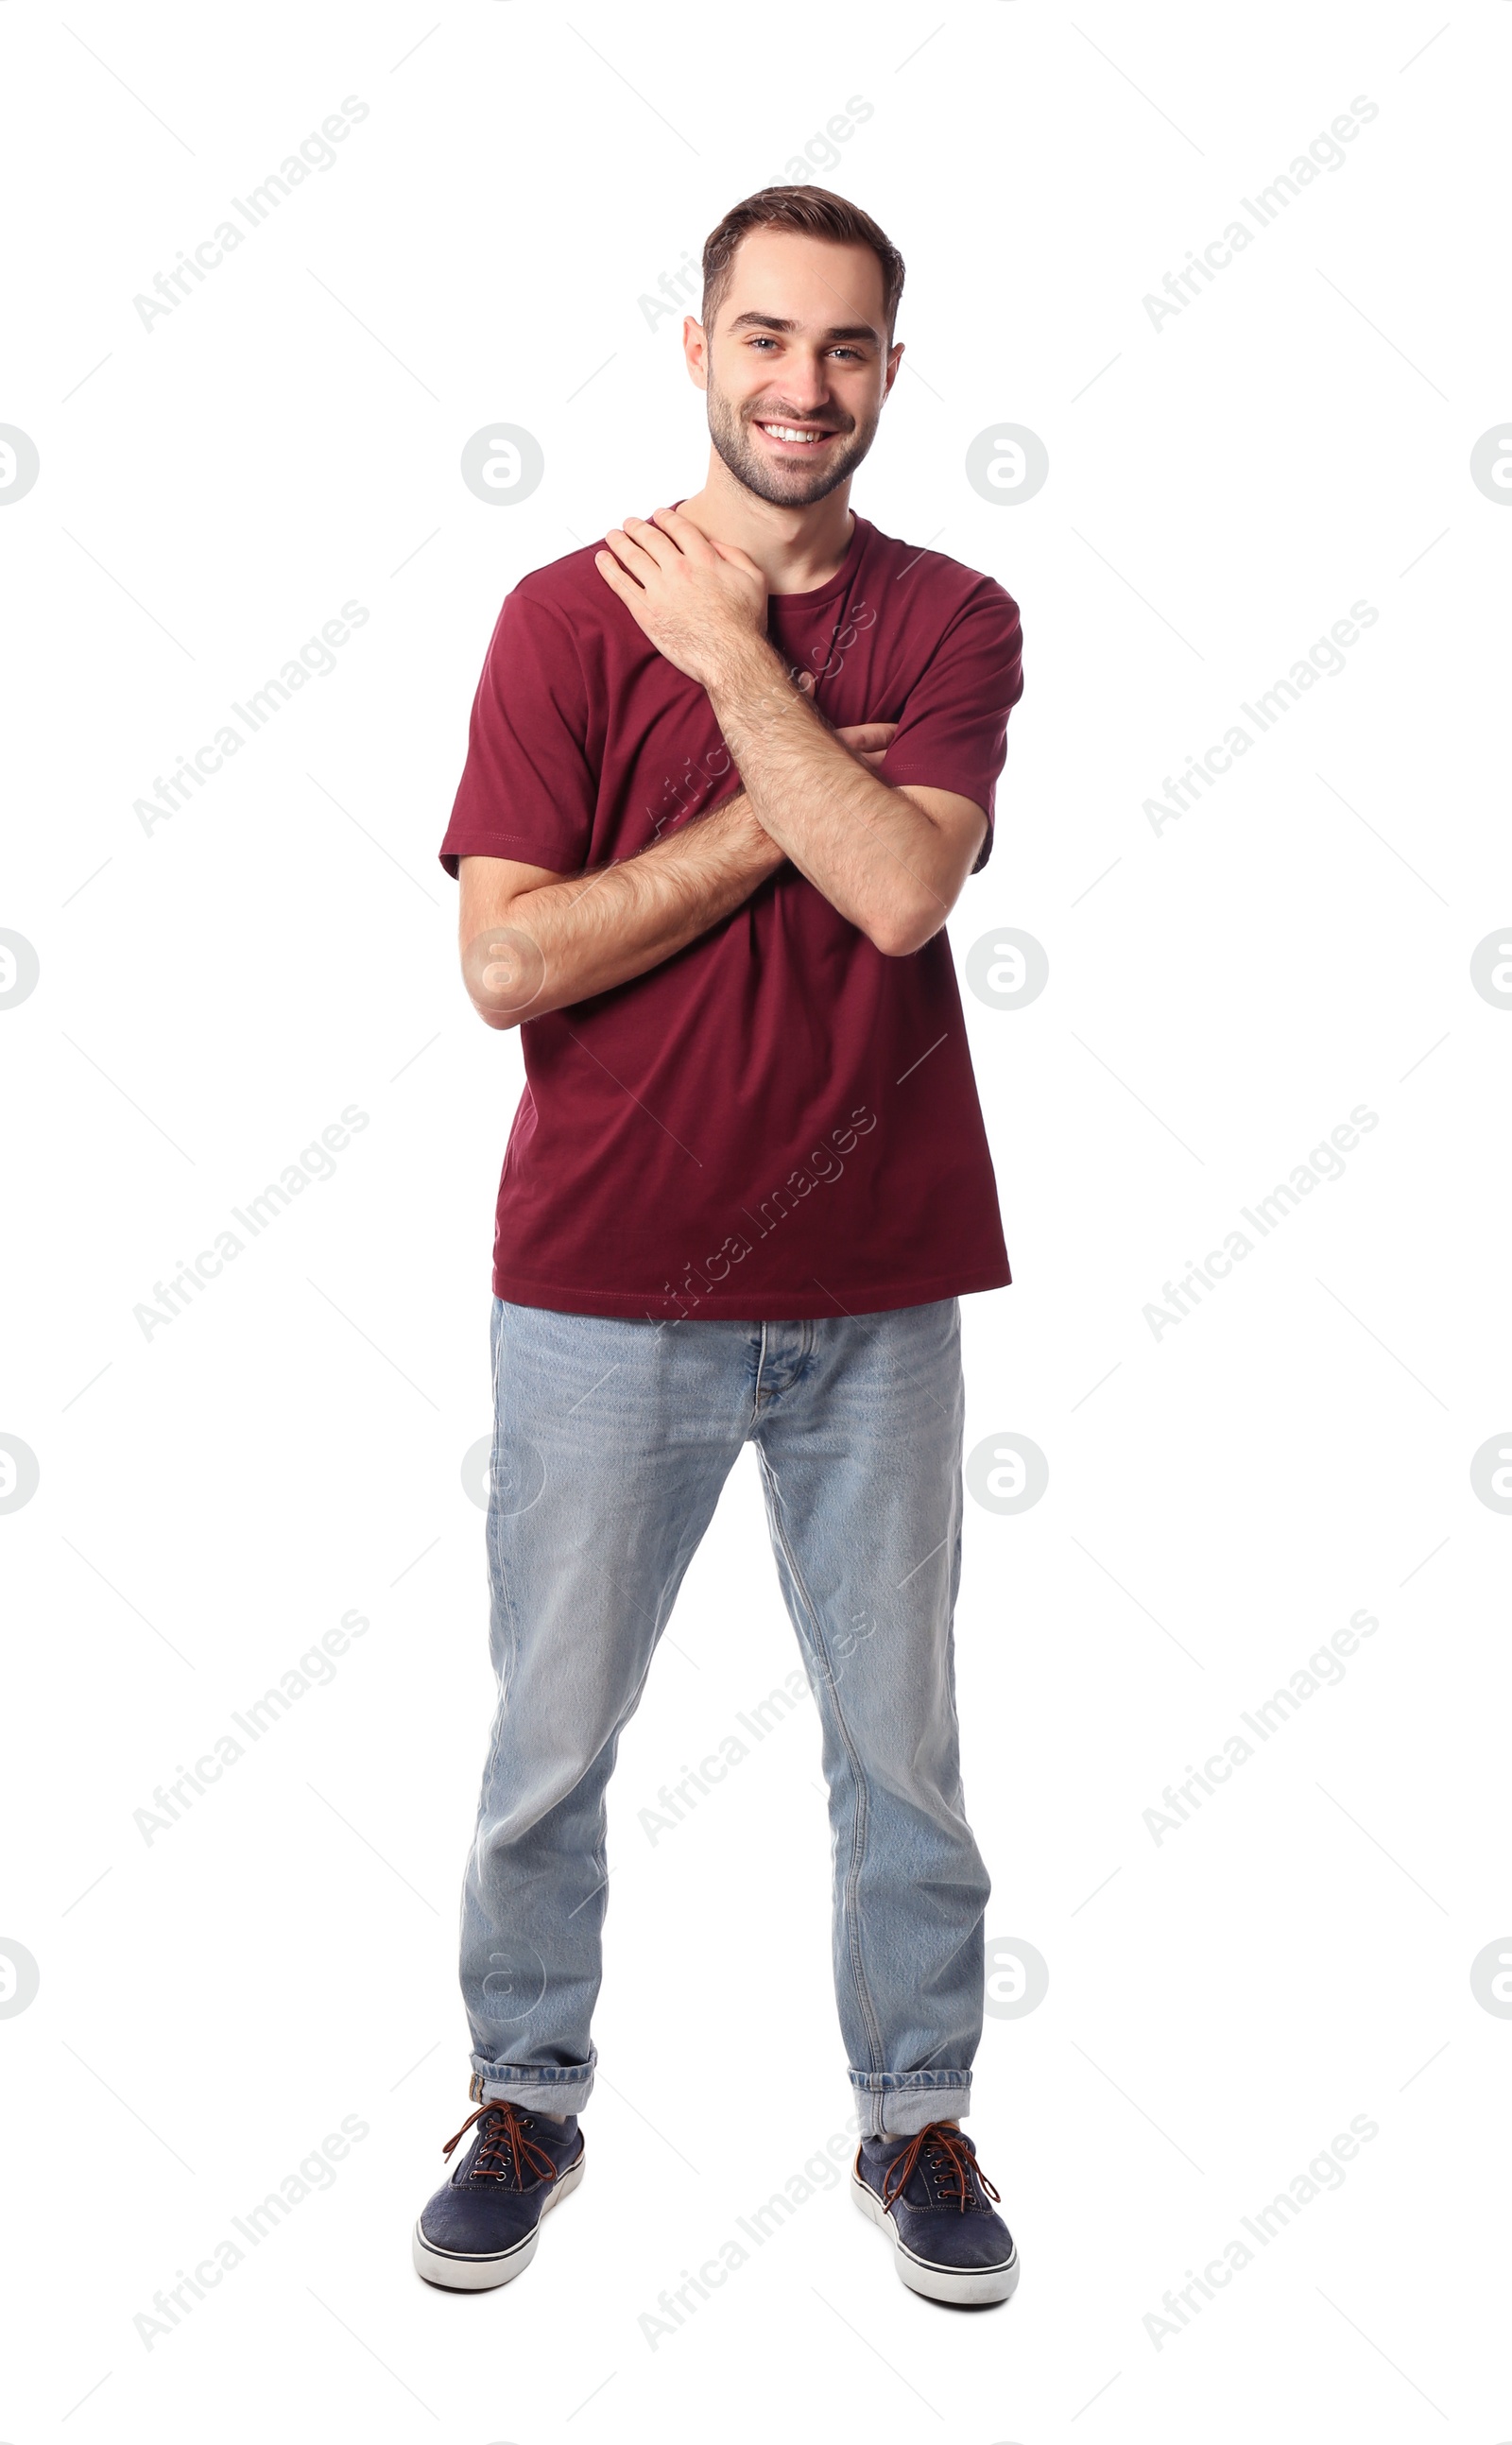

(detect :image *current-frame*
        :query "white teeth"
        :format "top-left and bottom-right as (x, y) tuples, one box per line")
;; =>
(760, 422), (829, 443)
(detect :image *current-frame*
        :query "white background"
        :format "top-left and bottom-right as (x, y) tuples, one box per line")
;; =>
(3, 2), (1509, 2436)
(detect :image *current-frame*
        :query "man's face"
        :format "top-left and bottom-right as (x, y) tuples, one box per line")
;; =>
(690, 228), (902, 508)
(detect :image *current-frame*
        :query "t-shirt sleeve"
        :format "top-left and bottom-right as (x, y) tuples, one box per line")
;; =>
(878, 580), (1023, 873)
(438, 586), (596, 880)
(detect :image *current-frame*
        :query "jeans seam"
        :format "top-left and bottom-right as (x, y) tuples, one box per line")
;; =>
(479, 1302), (523, 1810)
(473, 2058), (593, 2080)
(757, 1444), (886, 2077)
(852, 2070), (971, 2091)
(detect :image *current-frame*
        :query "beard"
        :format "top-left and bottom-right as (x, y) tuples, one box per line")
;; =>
(705, 370), (877, 507)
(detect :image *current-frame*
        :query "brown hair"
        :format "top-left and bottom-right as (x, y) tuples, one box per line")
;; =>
(700, 186), (904, 341)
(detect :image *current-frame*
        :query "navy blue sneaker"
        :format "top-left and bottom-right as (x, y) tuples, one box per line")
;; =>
(853, 2121), (1019, 2305)
(412, 2099), (585, 2290)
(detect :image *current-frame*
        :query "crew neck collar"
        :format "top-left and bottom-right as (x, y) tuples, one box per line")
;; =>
(771, 510), (868, 607)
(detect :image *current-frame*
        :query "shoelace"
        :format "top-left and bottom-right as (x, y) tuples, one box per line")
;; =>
(440, 2099), (559, 2187)
(881, 2119), (1002, 2214)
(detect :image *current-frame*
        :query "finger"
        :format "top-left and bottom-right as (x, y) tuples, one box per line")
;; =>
(601, 530), (655, 583)
(604, 525), (657, 573)
(644, 505), (692, 557)
(619, 514), (676, 569)
(594, 547), (643, 594)
(651, 503), (714, 560)
(707, 537), (765, 576)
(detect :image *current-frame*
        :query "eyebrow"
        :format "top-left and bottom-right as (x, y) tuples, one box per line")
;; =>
(727, 311), (883, 345)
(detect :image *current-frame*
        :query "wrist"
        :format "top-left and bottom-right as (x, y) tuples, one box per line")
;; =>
(704, 631), (790, 724)
(724, 794), (785, 871)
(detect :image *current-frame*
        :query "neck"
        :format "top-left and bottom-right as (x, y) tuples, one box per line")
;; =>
(676, 452), (855, 596)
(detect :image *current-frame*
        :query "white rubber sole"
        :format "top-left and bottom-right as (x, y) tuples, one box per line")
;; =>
(412, 2148), (585, 2291)
(851, 2169), (1020, 2305)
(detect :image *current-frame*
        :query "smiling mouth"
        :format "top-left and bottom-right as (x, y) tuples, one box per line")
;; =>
(752, 419), (842, 451)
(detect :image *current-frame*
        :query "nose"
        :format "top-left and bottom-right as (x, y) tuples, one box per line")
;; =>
(764, 356), (835, 417)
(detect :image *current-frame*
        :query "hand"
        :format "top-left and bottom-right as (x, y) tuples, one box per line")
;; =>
(834, 721), (898, 775)
(594, 505), (768, 689)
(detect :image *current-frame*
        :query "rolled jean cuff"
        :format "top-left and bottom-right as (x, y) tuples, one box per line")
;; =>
(470, 2048), (596, 2116)
(850, 2070), (971, 2139)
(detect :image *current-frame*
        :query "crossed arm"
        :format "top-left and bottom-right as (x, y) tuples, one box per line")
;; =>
(459, 505), (988, 1030)
(460, 785), (785, 1029)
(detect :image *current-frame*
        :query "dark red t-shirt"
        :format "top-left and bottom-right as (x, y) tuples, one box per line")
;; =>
(439, 511), (1023, 1320)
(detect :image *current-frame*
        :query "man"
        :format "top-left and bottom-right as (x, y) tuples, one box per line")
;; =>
(413, 186), (1024, 2309)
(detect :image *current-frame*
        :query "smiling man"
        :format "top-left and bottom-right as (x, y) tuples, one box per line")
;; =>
(413, 187), (1025, 2309)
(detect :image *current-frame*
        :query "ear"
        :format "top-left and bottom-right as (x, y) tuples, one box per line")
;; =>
(682, 315), (709, 392)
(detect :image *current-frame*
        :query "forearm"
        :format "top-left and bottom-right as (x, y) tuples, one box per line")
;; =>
(704, 639), (960, 953)
(471, 792), (784, 1026)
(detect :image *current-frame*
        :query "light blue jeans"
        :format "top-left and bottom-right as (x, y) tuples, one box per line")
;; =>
(459, 1296), (991, 2139)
